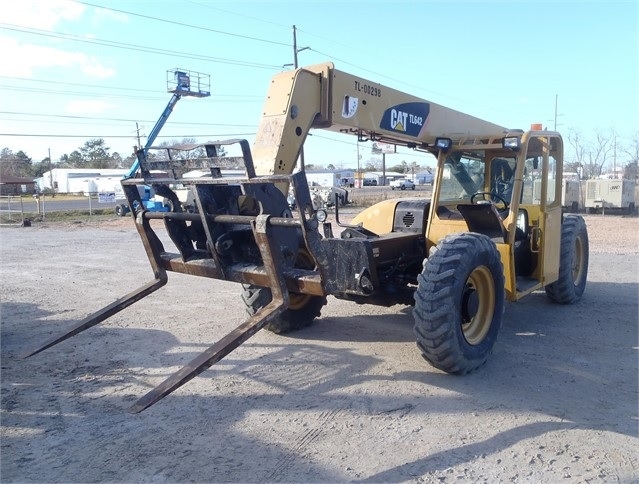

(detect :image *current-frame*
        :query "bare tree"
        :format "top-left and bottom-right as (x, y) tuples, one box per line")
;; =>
(567, 128), (615, 178)
(622, 132), (639, 180)
(591, 130), (615, 177)
(567, 129), (588, 177)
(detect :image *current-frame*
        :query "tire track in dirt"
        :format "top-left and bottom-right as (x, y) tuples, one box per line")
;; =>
(259, 407), (347, 483)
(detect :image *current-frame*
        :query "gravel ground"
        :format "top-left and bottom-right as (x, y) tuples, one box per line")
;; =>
(1, 212), (637, 483)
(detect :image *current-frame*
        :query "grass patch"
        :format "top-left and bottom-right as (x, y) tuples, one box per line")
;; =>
(1, 209), (120, 225)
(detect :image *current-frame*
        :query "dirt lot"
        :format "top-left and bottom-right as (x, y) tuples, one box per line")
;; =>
(1, 213), (638, 483)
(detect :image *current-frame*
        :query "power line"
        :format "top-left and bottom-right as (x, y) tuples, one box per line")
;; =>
(0, 133), (256, 139)
(2, 85), (261, 103)
(0, 24), (283, 70)
(76, 1), (291, 47)
(0, 111), (255, 127)
(0, 76), (263, 100)
(3, 85), (162, 101)
(183, 0), (291, 29)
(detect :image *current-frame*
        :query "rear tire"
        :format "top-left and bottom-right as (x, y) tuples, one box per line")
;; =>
(545, 215), (589, 304)
(413, 233), (505, 374)
(241, 248), (326, 334)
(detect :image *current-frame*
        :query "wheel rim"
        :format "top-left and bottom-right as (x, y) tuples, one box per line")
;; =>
(572, 235), (585, 285)
(288, 248), (315, 311)
(461, 265), (495, 345)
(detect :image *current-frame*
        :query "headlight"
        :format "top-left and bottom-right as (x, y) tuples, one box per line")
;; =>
(502, 137), (521, 151)
(316, 209), (328, 223)
(435, 137), (452, 151)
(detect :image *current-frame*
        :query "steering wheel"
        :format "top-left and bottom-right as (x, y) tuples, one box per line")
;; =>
(470, 191), (509, 210)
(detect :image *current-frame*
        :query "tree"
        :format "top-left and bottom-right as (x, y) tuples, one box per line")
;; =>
(30, 157), (51, 178)
(363, 157), (382, 171)
(79, 138), (114, 169)
(111, 152), (124, 169)
(326, 163), (336, 170)
(388, 163), (406, 173)
(66, 151), (84, 167)
(567, 129), (589, 177)
(622, 132), (638, 180)
(567, 128), (615, 178)
(624, 161), (638, 181)
(0, 148), (32, 177)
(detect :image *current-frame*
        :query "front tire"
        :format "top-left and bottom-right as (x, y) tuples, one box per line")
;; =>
(413, 233), (505, 374)
(545, 215), (589, 304)
(241, 248), (326, 334)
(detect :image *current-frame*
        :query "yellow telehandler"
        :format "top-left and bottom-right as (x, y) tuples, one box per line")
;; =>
(26, 62), (589, 412)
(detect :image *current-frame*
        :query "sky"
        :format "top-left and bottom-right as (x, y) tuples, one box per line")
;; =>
(1, 0), (637, 172)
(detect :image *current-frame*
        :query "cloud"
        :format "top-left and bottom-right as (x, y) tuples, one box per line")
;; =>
(0, 37), (115, 79)
(81, 59), (116, 79)
(93, 7), (129, 24)
(1, 0), (116, 79)
(66, 99), (117, 114)
(2, 0), (84, 30)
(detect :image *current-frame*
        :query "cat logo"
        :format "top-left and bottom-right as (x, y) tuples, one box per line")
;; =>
(390, 109), (408, 131)
(380, 102), (430, 137)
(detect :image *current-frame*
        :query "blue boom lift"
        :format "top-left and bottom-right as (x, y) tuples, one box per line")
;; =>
(115, 69), (210, 216)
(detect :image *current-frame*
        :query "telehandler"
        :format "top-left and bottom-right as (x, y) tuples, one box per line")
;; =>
(26, 62), (589, 413)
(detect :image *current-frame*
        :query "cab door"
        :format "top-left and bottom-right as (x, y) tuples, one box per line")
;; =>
(527, 134), (563, 284)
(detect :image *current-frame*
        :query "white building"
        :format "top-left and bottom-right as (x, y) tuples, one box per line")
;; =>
(36, 169), (128, 196)
(305, 169), (355, 188)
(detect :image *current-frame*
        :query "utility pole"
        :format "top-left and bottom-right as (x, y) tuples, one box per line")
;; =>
(48, 148), (53, 190)
(356, 141), (360, 187)
(135, 122), (142, 150)
(292, 25), (310, 173)
(551, 94), (563, 131)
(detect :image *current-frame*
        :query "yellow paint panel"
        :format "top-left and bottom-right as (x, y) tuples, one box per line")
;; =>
(350, 200), (400, 234)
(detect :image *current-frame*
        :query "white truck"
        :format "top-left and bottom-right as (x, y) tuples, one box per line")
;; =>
(390, 178), (416, 190)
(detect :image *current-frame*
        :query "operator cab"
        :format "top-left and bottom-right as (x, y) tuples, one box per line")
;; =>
(427, 132), (564, 300)
(430, 148), (529, 279)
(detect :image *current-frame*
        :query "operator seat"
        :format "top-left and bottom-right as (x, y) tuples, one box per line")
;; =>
(457, 203), (508, 242)
(456, 203), (528, 244)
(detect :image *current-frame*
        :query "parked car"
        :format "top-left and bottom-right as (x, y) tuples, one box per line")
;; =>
(363, 179), (378, 186)
(390, 178), (415, 190)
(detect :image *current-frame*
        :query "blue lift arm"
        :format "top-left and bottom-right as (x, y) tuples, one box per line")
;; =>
(124, 92), (183, 180)
(124, 69), (210, 180)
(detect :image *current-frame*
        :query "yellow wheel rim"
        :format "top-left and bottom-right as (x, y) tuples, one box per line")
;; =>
(461, 265), (495, 345)
(287, 248), (315, 311)
(572, 236), (585, 285)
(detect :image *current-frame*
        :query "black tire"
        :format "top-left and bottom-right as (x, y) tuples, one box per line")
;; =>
(545, 215), (589, 304)
(241, 285), (326, 334)
(241, 249), (326, 334)
(400, 185), (406, 190)
(115, 204), (128, 217)
(413, 233), (505, 374)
